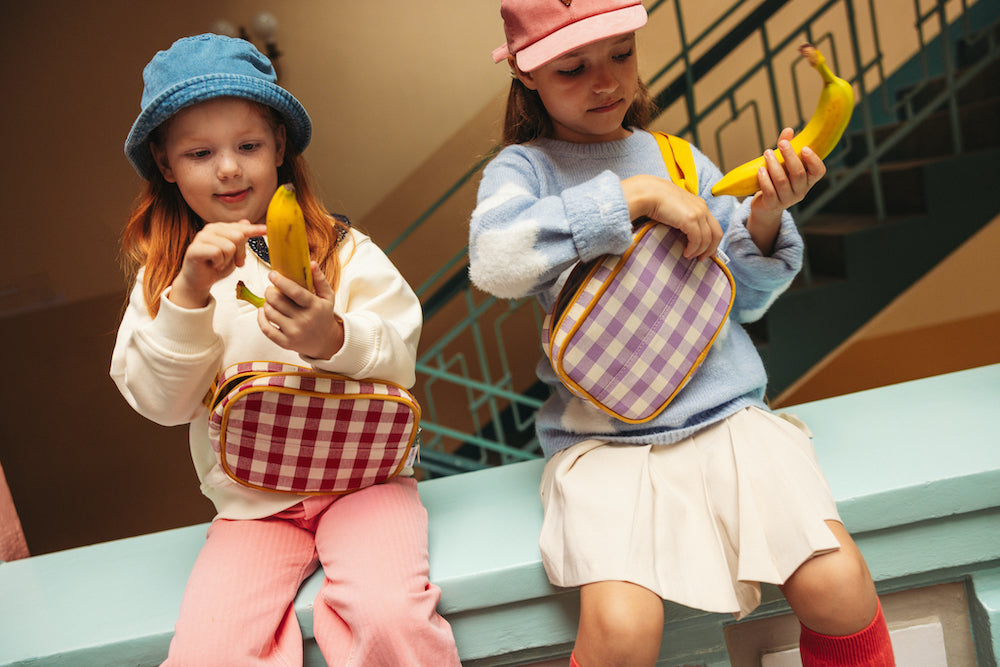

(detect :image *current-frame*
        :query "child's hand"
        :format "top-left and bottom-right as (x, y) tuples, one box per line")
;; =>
(621, 175), (723, 260)
(751, 127), (827, 216)
(258, 262), (345, 359)
(170, 221), (262, 309)
(744, 128), (827, 254)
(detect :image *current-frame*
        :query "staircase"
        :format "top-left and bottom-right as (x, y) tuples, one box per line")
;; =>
(404, 0), (1000, 477)
(757, 23), (1000, 396)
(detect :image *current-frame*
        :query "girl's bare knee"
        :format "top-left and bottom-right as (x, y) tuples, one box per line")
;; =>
(576, 582), (664, 666)
(781, 522), (879, 635)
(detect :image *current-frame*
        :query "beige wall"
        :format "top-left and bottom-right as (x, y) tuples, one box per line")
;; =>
(2, 0), (973, 309)
(1, 0), (509, 309)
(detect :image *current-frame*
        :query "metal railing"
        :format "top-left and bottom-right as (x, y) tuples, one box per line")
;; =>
(393, 0), (999, 476)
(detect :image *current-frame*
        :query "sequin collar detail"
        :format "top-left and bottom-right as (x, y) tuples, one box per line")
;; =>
(248, 213), (351, 265)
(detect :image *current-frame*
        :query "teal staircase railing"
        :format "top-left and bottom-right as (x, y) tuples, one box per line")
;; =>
(390, 0), (1000, 477)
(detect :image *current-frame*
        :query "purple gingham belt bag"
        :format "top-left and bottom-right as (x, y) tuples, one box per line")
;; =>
(542, 222), (735, 423)
(207, 361), (420, 495)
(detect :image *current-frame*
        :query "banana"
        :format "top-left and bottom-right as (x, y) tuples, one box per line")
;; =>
(711, 43), (854, 198)
(265, 183), (314, 291)
(236, 280), (265, 308)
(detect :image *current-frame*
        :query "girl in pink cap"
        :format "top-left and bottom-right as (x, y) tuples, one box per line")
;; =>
(470, 1), (894, 665)
(112, 34), (460, 666)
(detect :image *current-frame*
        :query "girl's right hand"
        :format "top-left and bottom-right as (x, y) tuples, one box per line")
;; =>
(168, 221), (263, 309)
(620, 175), (723, 261)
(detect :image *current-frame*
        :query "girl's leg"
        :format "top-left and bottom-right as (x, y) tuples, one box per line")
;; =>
(311, 477), (461, 667)
(574, 580), (664, 667)
(780, 521), (894, 666)
(164, 517), (318, 667)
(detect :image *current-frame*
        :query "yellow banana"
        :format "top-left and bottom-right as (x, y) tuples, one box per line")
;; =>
(711, 43), (854, 198)
(265, 183), (314, 291)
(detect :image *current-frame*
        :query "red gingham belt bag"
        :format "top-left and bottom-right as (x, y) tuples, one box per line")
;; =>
(206, 361), (420, 495)
(541, 133), (735, 424)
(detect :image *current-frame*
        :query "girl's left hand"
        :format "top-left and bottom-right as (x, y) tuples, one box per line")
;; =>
(751, 127), (827, 216)
(258, 262), (345, 359)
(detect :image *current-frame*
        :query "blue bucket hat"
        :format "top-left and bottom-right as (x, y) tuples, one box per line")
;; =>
(125, 33), (311, 180)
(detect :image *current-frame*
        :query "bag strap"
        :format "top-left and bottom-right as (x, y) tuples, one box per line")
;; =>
(202, 373), (221, 409)
(652, 132), (698, 195)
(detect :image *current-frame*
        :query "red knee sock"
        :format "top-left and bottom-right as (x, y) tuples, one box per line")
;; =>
(571, 604), (892, 667)
(799, 599), (894, 666)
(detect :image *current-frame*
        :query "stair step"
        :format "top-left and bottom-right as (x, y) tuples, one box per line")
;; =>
(801, 213), (888, 235)
(750, 12), (1000, 397)
(844, 95), (1000, 165)
(761, 145), (1000, 394)
(807, 157), (940, 216)
(801, 214), (902, 278)
(894, 54), (1000, 116)
(957, 23), (1000, 67)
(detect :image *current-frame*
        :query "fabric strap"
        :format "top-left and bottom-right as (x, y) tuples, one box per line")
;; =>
(653, 132), (698, 195)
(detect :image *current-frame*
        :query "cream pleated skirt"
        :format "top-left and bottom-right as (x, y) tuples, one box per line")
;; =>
(538, 406), (841, 619)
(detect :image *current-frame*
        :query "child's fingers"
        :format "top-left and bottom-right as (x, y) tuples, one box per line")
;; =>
(257, 265), (343, 358)
(266, 270), (314, 309)
(637, 178), (722, 260)
(799, 146), (827, 186)
(680, 212), (723, 260)
(229, 221), (265, 267)
(204, 220), (260, 242)
(776, 140), (808, 195)
(755, 164), (774, 197)
(188, 231), (238, 273)
(695, 215), (723, 260)
(705, 215), (724, 259)
(256, 305), (290, 349)
(200, 221), (261, 267)
(674, 215), (706, 258)
(310, 262), (336, 304)
(763, 148), (791, 197)
(670, 195), (722, 260)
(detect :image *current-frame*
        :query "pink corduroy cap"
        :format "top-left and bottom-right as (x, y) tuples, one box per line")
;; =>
(492, 0), (648, 72)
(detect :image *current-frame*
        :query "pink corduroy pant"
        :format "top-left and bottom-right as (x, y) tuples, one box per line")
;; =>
(163, 477), (461, 667)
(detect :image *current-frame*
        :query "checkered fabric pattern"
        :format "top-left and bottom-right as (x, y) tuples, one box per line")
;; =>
(208, 362), (420, 494)
(544, 223), (734, 423)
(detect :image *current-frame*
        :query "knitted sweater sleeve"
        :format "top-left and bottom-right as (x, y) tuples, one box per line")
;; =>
(469, 137), (804, 321)
(693, 144), (805, 323)
(468, 146), (634, 300)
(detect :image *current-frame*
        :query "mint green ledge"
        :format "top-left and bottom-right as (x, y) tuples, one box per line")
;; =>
(1, 364), (998, 666)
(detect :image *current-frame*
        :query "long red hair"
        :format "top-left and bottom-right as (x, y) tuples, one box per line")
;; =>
(120, 106), (349, 317)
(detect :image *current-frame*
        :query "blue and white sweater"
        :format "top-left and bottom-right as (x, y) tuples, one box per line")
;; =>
(468, 129), (804, 458)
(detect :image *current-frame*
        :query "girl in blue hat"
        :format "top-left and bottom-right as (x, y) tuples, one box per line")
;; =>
(111, 34), (460, 666)
(470, 1), (894, 666)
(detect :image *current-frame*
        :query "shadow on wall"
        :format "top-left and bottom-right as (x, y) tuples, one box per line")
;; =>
(0, 294), (216, 556)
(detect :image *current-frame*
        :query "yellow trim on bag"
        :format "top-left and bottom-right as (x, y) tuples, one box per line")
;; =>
(542, 133), (735, 422)
(547, 223), (735, 423)
(210, 361), (420, 495)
